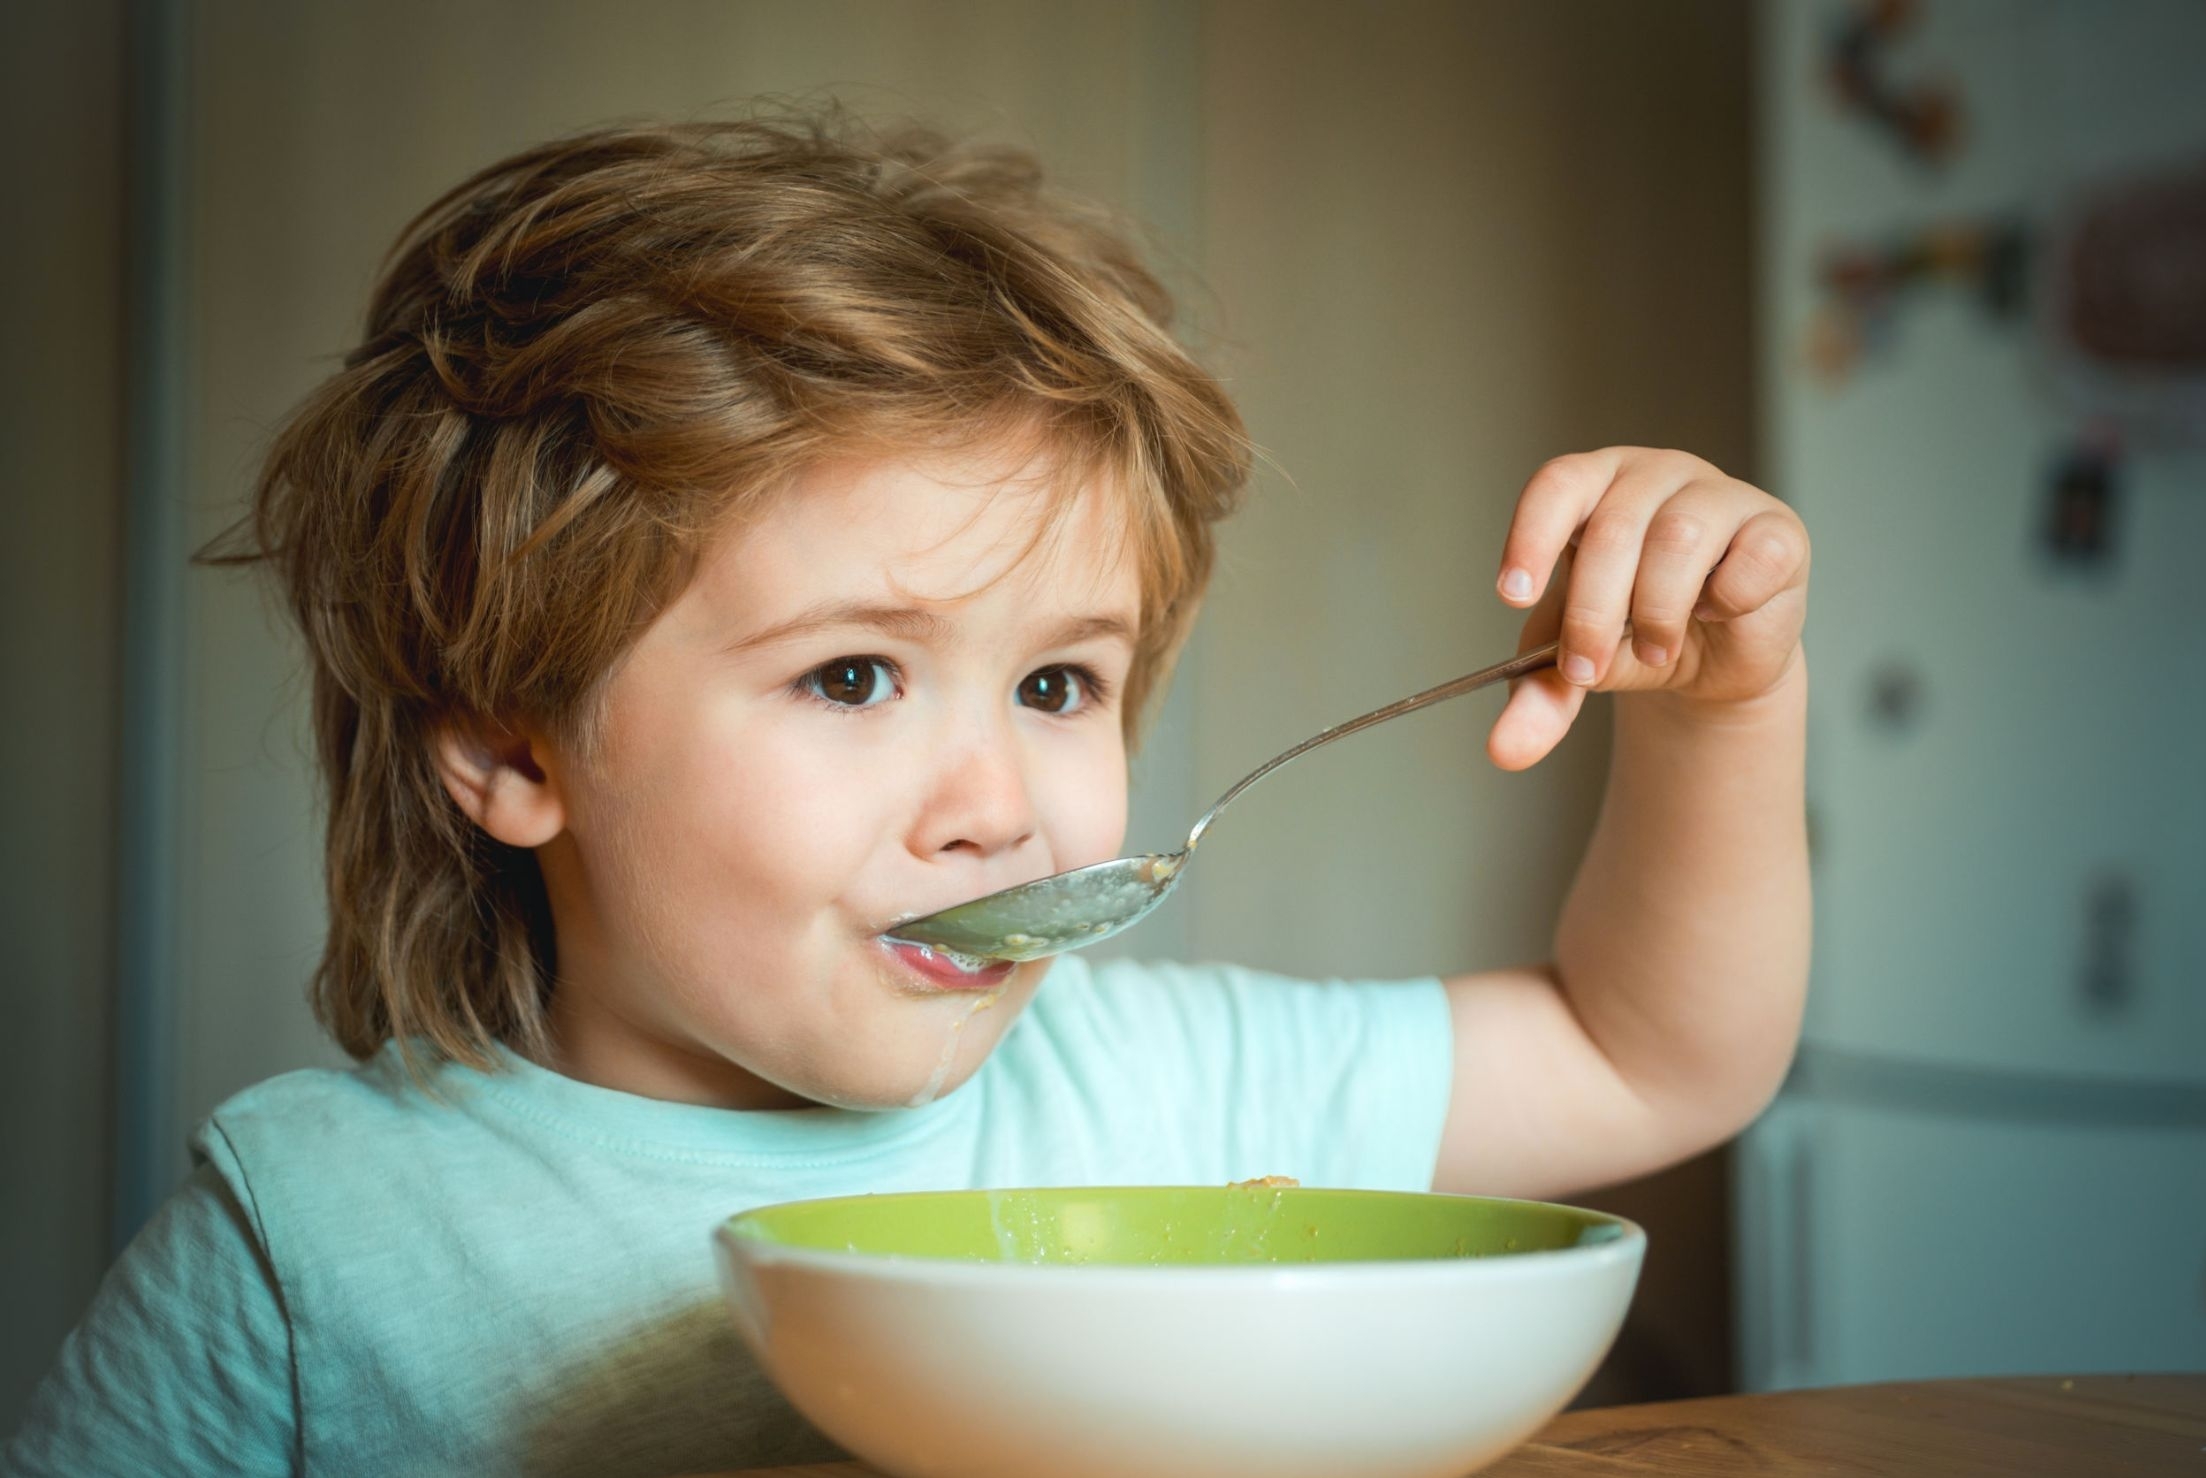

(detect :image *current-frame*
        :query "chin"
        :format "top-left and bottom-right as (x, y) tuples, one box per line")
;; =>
(758, 960), (1048, 1112)
(797, 1060), (983, 1113)
(882, 979), (1041, 1109)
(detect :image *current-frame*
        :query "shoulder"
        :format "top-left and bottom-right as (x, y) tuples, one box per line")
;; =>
(188, 1044), (506, 1245)
(198, 1042), (486, 1155)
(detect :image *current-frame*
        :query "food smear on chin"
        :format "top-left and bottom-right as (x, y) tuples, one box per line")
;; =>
(906, 985), (1006, 1109)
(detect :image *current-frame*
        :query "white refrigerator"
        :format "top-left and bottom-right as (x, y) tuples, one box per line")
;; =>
(1737, 0), (2206, 1390)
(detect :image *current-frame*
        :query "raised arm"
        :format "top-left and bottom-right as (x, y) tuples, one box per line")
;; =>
(1431, 449), (1811, 1199)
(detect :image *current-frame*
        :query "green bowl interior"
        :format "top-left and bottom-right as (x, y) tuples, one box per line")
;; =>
(726, 1186), (1631, 1267)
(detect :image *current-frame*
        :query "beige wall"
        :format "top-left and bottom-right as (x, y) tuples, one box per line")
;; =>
(1190, 0), (1754, 981)
(2, 0), (124, 1429)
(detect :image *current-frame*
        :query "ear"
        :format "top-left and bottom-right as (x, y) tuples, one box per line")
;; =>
(431, 715), (567, 849)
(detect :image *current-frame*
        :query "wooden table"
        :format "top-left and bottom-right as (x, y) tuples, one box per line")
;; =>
(720, 1373), (2206, 1476)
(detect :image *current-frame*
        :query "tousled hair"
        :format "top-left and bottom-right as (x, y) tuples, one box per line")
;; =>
(205, 111), (1251, 1070)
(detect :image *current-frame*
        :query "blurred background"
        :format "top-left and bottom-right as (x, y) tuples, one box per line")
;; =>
(5, 0), (2203, 1434)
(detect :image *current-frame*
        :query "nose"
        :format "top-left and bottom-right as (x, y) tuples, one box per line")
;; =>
(907, 718), (1041, 864)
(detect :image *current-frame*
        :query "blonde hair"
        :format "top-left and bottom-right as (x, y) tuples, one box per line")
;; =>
(207, 112), (1251, 1069)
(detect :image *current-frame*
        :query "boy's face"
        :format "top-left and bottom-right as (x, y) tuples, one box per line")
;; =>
(533, 443), (1139, 1110)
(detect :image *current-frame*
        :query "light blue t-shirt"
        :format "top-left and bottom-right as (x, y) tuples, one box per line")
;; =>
(5, 955), (1453, 1477)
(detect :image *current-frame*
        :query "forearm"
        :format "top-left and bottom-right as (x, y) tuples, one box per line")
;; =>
(1553, 653), (1811, 1136)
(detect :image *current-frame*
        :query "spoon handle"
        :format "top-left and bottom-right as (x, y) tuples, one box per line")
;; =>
(1181, 642), (1561, 853)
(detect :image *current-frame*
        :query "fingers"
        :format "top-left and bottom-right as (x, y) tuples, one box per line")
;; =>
(1625, 480), (1746, 668)
(1494, 449), (1626, 609)
(1495, 449), (1805, 727)
(1547, 453), (1699, 686)
(1698, 508), (1811, 621)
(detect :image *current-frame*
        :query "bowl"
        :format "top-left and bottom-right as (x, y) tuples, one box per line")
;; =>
(715, 1184), (1643, 1478)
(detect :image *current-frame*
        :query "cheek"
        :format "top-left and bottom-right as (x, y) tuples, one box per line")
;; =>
(588, 698), (896, 939)
(1038, 727), (1130, 868)
(696, 732), (891, 908)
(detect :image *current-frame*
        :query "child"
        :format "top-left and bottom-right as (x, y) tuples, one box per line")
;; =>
(5, 112), (1809, 1477)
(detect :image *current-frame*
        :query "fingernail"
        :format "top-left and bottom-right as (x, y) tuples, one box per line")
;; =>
(1562, 653), (1596, 685)
(1500, 568), (1534, 601)
(1634, 638), (1670, 667)
(1694, 602), (1717, 621)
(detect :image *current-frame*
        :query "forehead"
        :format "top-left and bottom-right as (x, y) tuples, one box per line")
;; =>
(692, 443), (1142, 622)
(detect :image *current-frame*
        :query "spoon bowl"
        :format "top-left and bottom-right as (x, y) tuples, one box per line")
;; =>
(889, 641), (1561, 962)
(888, 853), (1186, 963)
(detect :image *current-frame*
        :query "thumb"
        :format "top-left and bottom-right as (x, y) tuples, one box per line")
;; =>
(1487, 667), (1583, 770)
(1486, 565), (1582, 770)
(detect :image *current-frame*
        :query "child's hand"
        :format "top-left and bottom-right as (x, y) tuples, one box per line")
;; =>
(1487, 447), (1809, 771)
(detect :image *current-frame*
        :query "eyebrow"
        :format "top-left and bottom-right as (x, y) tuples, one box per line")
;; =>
(725, 600), (1138, 654)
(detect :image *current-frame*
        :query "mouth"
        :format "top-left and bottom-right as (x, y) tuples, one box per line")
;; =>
(878, 936), (1017, 992)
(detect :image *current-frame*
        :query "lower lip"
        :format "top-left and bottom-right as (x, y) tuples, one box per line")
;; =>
(881, 939), (1017, 991)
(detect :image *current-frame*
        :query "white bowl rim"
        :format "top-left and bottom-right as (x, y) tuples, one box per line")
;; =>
(715, 1185), (1645, 1290)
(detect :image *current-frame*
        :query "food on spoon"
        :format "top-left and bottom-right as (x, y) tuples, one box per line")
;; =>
(1227, 1175), (1300, 1190)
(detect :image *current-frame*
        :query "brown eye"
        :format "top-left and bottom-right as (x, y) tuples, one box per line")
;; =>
(805, 657), (895, 708)
(1016, 666), (1084, 714)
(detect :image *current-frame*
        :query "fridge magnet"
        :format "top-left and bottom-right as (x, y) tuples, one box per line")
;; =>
(2037, 160), (2206, 446)
(1824, 0), (1961, 166)
(2077, 867), (2137, 1016)
(1808, 218), (2032, 383)
(2060, 164), (2206, 368)
(1863, 659), (1926, 735)
(2036, 430), (2121, 575)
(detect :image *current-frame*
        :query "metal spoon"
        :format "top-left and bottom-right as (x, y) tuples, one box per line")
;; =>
(885, 641), (1561, 963)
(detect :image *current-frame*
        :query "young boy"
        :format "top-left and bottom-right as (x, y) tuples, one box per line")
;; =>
(6, 114), (1809, 1476)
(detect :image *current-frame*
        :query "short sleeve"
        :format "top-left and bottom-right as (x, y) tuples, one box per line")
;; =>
(3, 1130), (298, 1478)
(1036, 957), (1456, 1192)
